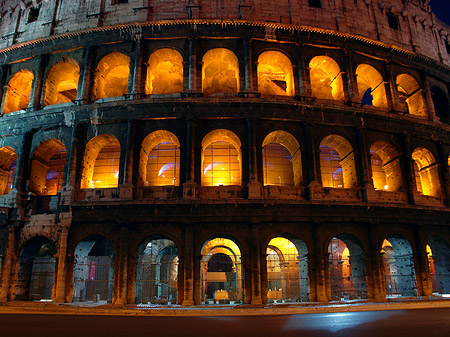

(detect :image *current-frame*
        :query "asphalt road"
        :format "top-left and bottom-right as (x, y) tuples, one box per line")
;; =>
(1, 308), (450, 337)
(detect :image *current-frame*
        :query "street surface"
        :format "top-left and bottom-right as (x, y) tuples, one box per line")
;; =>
(1, 308), (450, 336)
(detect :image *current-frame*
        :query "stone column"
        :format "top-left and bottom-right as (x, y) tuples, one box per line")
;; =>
(312, 223), (328, 302)
(193, 254), (202, 305)
(355, 127), (369, 202)
(295, 43), (308, 96)
(0, 226), (16, 301)
(415, 226), (433, 296)
(421, 72), (437, 122)
(367, 225), (386, 300)
(54, 221), (69, 303)
(114, 227), (130, 305)
(187, 37), (198, 92)
(400, 134), (415, 205)
(183, 118), (197, 198)
(182, 224), (195, 305)
(250, 224), (262, 305)
(247, 119), (261, 199)
(31, 54), (49, 110)
(436, 142), (450, 207)
(120, 120), (134, 200)
(129, 36), (143, 98)
(385, 62), (402, 112)
(343, 49), (359, 103)
(77, 46), (97, 102)
(243, 38), (254, 91)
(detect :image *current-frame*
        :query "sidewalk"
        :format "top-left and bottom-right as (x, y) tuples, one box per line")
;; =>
(1, 298), (450, 317)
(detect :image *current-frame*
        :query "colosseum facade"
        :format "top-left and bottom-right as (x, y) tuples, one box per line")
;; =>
(0, 0), (449, 306)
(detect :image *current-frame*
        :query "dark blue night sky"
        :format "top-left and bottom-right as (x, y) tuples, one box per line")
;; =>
(429, 0), (450, 26)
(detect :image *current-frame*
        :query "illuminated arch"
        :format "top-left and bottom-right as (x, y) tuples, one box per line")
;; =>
(139, 130), (180, 186)
(396, 74), (426, 117)
(257, 51), (294, 96)
(381, 236), (417, 297)
(92, 52), (130, 100)
(202, 48), (239, 95)
(0, 146), (17, 195)
(146, 48), (183, 95)
(43, 58), (80, 106)
(412, 147), (441, 197)
(72, 235), (115, 302)
(370, 141), (402, 192)
(355, 64), (387, 108)
(262, 131), (302, 186)
(135, 237), (178, 304)
(328, 235), (367, 301)
(201, 237), (243, 304)
(309, 56), (344, 101)
(80, 135), (120, 189)
(29, 139), (66, 196)
(320, 135), (356, 188)
(201, 129), (242, 186)
(266, 237), (309, 302)
(3, 70), (34, 114)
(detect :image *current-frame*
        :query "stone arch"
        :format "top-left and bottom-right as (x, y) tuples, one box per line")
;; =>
(427, 235), (450, 295)
(72, 234), (115, 302)
(396, 74), (426, 117)
(266, 236), (309, 303)
(139, 130), (180, 187)
(3, 69), (34, 114)
(201, 129), (242, 186)
(320, 135), (356, 188)
(80, 134), (120, 189)
(381, 235), (417, 297)
(202, 48), (239, 95)
(16, 236), (56, 301)
(43, 57), (80, 106)
(370, 141), (402, 192)
(257, 50), (295, 96)
(262, 131), (302, 186)
(145, 48), (183, 95)
(309, 56), (344, 101)
(92, 52), (130, 100)
(135, 235), (179, 304)
(431, 86), (450, 123)
(412, 147), (441, 197)
(328, 234), (368, 301)
(29, 139), (66, 195)
(355, 64), (387, 108)
(201, 237), (244, 304)
(0, 146), (17, 195)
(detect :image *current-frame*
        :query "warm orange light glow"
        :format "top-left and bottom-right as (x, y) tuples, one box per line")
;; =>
(257, 51), (294, 96)
(43, 58), (79, 106)
(0, 146), (17, 195)
(371, 151), (386, 190)
(309, 56), (344, 100)
(396, 74), (426, 117)
(201, 129), (241, 186)
(355, 64), (387, 108)
(320, 145), (343, 188)
(412, 147), (441, 197)
(3, 70), (34, 114)
(92, 52), (130, 100)
(263, 143), (293, 186)
(81, 135), (120, 189)
(146, 48), (183, 95)
(370, 141), (402, 192)
(202, 48), (239, 95)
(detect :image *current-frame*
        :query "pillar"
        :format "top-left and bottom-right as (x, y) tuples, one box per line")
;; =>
(247, 119), (261, 198)
(343, 49), (359, 103)
(193, 254), (202, 305)
(250, 224), (262, 305)
(54, 224), (69, 303)
(0, 226), (16, 301)
(355, 127), (369, 202)
(77, 46), (97, 102)
(114, 226), (130, 305)
(421, 71), (437, 122)
(243, 38), (254, 91)
(129, 37), (143, 98)
(415, 226), (433, 297)
(120, 120), (134, 200)
(367, 225), (386, 300)
(182, 224), (195, 305)
(312, 223), (328, 302)
(31, 54), (49, 110)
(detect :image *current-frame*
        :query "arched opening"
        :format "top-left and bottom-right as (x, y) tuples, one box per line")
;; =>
(427, 236), (450, 295)
(257, 51), (294, 96)
(262, 131), (302, 186)
(139, 131), (180, 186)
(145, 48), (183, 95)
(201, 238), (243, 304)
(92, 52), (130, 100)
(328, 235), (367, 301)
(370, 141), (402, 192)
(355, 64), (387, 108)
(431, 86), (450, 123)
(309, 56), (344, 101)
(412, 148), (441, 197)
(320, 135), (356, 189)
(135, 237), (178, 305)
(72, 235), (114, 302)
(43, 58), (80, 106)
(16, 237), (56, 301)
(266, 237), (309, 303)
(381, 236), (417, 297)
(80, 135), (120, 189)
(29, 139), (66, 196)
(202, 48), (239, 95)
(0, 146), (17, 195)
(396, 74), (426, 117)
(3, 70), (34, 114)
(201, 129), (241, 186)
